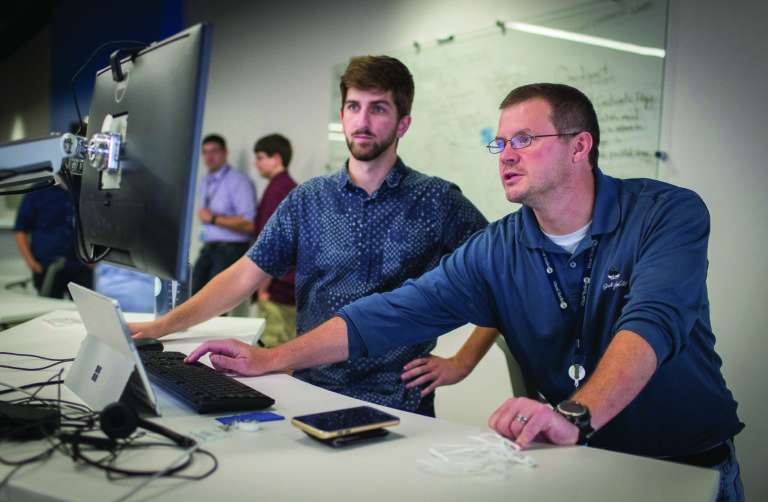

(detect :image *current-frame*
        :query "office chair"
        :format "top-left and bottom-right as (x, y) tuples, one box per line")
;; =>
(494, 336), (545, 401)
(2, 257), (65, 297)
(39, 257), (67, 298)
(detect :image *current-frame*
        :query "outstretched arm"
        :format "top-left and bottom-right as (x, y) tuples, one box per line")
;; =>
(129, 256), (269, 339)
(402, 326), (499, 396)
(185, 316), (350, 375)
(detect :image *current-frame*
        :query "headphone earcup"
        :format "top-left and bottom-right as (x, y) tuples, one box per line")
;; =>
(100, 402), (139, 439)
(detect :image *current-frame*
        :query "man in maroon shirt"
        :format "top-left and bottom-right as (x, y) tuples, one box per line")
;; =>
(252, 134), (298, 347)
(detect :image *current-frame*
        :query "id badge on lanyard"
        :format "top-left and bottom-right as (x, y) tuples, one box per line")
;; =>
(539, 237), (600, 388)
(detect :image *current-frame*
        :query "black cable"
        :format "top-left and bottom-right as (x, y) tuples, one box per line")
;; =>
(1, 393), (217, 483)
(59, 164), (111, 265)
(0, 380), (64, 397)
(59, 165), (90, 263)
(0, 176), (55, 196)
(0, 167), (52, 183)
(1, 419), (219, 493)
(0, 363), (71, 371)
(2, 41), (146, 194)
(62, 430), (218, 481)
(73, 440), (193, 477)
(65, 40), (147, 260)
(0, 348), (218, 490)
(0, 352), (73, 362)
(31, 372), (66, 403)
(0, 371), (92, 422)
(0, 465), (24, 491)
(0, 446), (58, 491)
(0, 351), (74, 372)
(107, 446), (219, 481)
(70, 39), (147, 135)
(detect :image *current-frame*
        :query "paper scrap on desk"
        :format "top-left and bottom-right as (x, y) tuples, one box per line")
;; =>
(189, 426), (232, 444)
(216, 411), (284, 426)
(42, 317), (82, 328)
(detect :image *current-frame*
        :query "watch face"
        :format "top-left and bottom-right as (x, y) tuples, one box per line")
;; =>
(558, 401), (586, 415)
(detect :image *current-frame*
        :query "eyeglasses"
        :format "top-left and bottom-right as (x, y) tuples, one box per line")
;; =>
(486, 133), (579, 154)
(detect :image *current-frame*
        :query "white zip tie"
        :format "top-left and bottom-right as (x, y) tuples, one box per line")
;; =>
(418, 433), (535, 480)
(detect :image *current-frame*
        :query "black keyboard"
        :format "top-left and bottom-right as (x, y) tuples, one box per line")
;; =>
(138, 351), (275, 414)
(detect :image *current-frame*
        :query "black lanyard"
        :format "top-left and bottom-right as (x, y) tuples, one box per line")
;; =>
(539, 236), (600, 387)
(204, 165), (230, 209)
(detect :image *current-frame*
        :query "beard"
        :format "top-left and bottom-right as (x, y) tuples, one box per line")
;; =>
(346, 127), (398, 162)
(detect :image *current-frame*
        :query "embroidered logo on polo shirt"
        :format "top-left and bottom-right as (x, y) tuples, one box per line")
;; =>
(602, 266), (628, 291)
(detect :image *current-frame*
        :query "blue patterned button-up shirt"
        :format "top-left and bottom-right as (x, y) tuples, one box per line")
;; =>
(247, 158), (487, 411)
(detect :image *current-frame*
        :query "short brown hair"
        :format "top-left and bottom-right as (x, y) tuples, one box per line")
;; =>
(202, 133), (226, 150)
(339, 56), (414, 119)
(500, 83), (600, 168)
(254, 133), (293, 168)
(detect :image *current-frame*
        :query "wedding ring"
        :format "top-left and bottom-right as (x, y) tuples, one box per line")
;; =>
(514, 414), (529, 425)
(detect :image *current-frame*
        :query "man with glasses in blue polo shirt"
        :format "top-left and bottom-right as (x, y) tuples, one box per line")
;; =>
(186, 83), (744, 502)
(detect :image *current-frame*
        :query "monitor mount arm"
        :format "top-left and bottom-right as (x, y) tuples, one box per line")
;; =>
(0, 134), (87, 191)
(0, 117), (125, 193)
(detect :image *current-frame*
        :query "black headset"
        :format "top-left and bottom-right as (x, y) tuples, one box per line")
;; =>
(100, 402), (196, 447)
(59, 402), (199, 477)
(62, 402), (196, 450)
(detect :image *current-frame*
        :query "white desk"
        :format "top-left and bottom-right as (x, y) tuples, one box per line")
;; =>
(0, 311), (719, 502)
(0, 285), (77, 329)
(0, 258), (77, 328)
(0, 289), (75, 327)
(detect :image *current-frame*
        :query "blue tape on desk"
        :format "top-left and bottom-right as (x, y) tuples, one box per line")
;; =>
(216, 411), (285, 426)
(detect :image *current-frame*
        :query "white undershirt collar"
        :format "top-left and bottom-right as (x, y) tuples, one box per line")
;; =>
(541, 221), (593, 254)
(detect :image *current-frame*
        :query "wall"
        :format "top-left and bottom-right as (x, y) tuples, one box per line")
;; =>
(660, 1), (768, 498)
(183, 0), (583, 189)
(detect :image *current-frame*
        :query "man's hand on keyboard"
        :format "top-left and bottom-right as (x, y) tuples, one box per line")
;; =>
(185, 338), (269, 375)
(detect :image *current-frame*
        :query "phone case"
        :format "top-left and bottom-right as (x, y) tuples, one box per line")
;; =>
(304, 428), (390, 447)
(291, 406), (400, 439)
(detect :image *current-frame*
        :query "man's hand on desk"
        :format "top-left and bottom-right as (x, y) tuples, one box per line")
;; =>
(185, 338), (268, 375)
(488, 396), (579, 450)
(401, 355), (473, 397)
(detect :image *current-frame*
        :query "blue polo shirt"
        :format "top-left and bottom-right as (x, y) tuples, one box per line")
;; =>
(247, 158), (488, 411)
(14, 185), (86, 272)
(341, 168), (742, 457)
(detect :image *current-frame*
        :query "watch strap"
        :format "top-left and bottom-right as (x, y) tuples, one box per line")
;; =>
(556, 400), (595, 445)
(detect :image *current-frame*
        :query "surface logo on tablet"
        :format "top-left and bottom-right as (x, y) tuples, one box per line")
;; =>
(91, 365), (103, 382)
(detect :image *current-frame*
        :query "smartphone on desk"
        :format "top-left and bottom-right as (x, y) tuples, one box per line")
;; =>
(291, 406), (400, 440)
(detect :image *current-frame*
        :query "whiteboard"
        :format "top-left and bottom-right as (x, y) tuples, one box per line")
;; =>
(329, 1), (667, 222)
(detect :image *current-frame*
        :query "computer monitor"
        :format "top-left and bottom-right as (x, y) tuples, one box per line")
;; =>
(78, 23), (212, 282)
